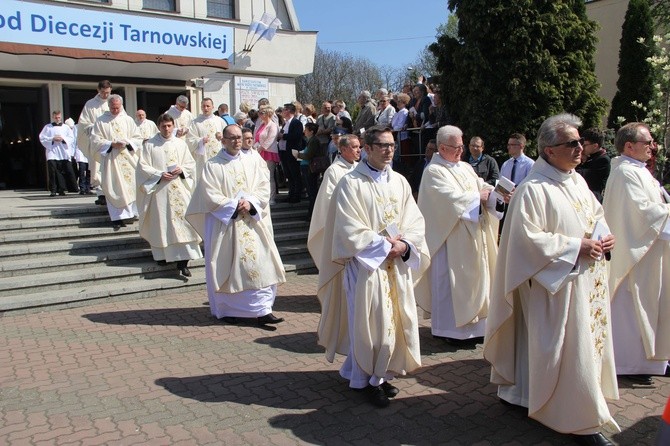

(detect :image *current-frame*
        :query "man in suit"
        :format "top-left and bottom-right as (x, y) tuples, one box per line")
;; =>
(278, 103), (304, 203)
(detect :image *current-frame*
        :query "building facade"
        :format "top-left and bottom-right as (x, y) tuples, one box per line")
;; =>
(0, 0), (316, 189)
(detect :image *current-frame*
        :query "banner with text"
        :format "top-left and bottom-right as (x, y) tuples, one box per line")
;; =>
(0, 0), (234, 60)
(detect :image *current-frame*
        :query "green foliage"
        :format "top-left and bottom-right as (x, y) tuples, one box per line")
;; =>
(430, 0), (607, 155)
(607, 0), (655, 129)
(652, 0), (670, 32)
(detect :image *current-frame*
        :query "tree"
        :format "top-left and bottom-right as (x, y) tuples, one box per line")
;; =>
(295, 46), (383, 110)
(430, 0), (607, 156)
(652, 0), (670, 31)
(607, 0), (655, 129)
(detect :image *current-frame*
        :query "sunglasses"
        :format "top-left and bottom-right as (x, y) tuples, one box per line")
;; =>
(548, 137), (584, 149)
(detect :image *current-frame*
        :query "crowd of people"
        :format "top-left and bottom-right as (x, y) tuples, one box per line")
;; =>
(38, 80), (669, 446)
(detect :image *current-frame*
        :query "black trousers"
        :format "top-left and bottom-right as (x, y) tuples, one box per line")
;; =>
(47, 159), (66, 193)
(279, 149), (303, 201)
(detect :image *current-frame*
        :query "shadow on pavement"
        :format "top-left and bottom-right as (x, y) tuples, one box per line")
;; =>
(155, 361), (576, 445)
(612, 415), (662, 445)
(273, 294), (321, 314)
(254, 331), (325, 354)
(83, 307), (219, 326)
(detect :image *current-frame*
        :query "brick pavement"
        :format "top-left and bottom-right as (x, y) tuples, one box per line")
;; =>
(0, 273), (667, 445)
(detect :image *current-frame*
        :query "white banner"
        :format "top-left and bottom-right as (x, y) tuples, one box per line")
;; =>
(0, 0), (234, 59)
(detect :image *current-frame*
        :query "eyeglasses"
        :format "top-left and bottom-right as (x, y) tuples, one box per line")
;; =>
(634, 139), (654, 146)
(371, 142), (395, 150)
(444, 144), (464, 150)
(224, 136), (242, 141)
(548, 138), (584, 149)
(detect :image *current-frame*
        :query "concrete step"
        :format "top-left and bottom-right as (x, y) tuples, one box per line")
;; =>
(0, 233), (149, 259)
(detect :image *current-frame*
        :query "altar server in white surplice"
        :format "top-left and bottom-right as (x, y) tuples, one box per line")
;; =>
(90, 95), (143, 229)
(317, 126), (429, 408)
(186, 97), (224, 181)
(484, 114), (618, 446)
(415, 125), (501, 346)
(137, 113), (203, 278)
(77, 80), (112, 203)
(186, 124), (286, 327)
(603, 122), (670, 385)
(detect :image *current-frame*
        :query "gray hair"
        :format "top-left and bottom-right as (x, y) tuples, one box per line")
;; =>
(108, 94), (123, 105)
(359, 90), (371, 99)
(176, 95), (189, 105)
(436, 125), (463, 146)
(233, 112), (247, 122)
(537, 113), (582, 161)
(338, 134), (359, 149)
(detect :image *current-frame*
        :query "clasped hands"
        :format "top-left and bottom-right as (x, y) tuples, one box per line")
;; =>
(579, 234), (615, 261)
(386, 234), (408, 260)
(161, 166), (183, 181)
(236, 198), (252, 216)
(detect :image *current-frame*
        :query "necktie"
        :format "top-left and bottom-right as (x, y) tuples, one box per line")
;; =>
(52, 122), (62, 126)
(510, 158), (517, 184)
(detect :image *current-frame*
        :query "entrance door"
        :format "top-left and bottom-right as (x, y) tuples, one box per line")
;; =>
(0, 87), (47, 189)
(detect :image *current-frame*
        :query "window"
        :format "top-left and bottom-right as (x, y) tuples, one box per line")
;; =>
(143, 0), (176, 12)
(208, 0), (235, 19)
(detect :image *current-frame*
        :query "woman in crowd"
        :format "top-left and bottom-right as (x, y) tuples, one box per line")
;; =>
(254, 104), (280, 205)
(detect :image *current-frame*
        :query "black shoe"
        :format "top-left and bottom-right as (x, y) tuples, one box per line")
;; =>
(179, 267), (192, 277)
(621, 374), (653, 385)
(49, 192), (56, 197)
(111, 220), (126, 230)
(570, 432), (613, 446)
(59, 191), (66, 196)
(222, 317), (238, 325)
(499, 397), (527, 413)
(95, 196), (107, 206)
(257, 313), (284, 325)
(380, 381), (399, 398)
(79, 191), (85, 195)
(156, 260), (167, 266)
(364, 385), (390, 408)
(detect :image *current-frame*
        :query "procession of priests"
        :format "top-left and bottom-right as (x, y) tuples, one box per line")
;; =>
(56, 79), (668, 445)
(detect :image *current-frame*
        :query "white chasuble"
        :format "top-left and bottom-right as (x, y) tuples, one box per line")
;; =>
(603, 156), (670, 371)
(91, 113), (142, 216)
(136, 134), (202, 261)
(186, 114), (225, 180)
(317, 162), (429, 380)
(308, 156), (357, 267)
(484, 157), (618, 435)
(165, 106), (193, 139)
(77, 95), (109, 188)
(137, 120), (159, 141)
(186, 150), (286, 298)
(415, 157), (499, 337)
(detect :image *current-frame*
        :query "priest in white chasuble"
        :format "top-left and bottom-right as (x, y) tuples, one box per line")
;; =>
(136, 113), (203, 278)
(415, 125), (500, 346)
(77, 79), (112, 203)
(317, 126), (429, 408)
(186, 98), (225, 181)
(308, 134), (361, 268)
(484, 114), (618, 446)
(186, 124), (286, 326)
(164, 95), (194, 140)
(603, 122), (670, 385)
(91, 95), (143, 228)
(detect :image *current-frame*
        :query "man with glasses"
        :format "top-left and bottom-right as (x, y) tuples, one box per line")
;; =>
(576, 128), (610, 203)
(415, 126), (501, 347)
(317, 125), (429, 408)
(603, 122), (670, 386)
(186, 124), (286, 327)
(485, 113), (618, 446)
(164, 95), (193, 139)
(498, 133), (535, 233)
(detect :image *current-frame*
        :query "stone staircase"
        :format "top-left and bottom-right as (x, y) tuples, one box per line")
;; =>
(0, 192), (315, 311)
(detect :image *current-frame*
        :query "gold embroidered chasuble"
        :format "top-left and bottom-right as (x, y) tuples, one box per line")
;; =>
(137, 120), (159, 141)
(165, 106), (194, 139)
(317, 162), (429, 378)
(484, 157), (618, 434)
(603, 156), (670, 360)
(186, 114), (225, 179)
(91, 112), (142, 210)
(136, 134), (201, 249)
(186, 150), (285, 294)
(415, 157), (499, 326)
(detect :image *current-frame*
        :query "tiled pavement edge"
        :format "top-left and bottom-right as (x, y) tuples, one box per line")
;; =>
(0, 274), (667, 445)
